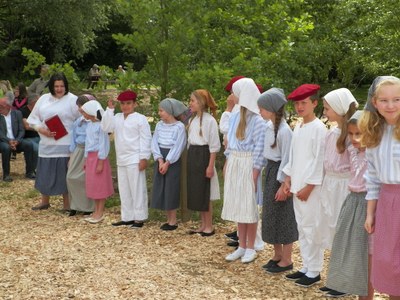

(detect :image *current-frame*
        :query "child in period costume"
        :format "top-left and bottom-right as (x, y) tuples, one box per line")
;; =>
(282, 84), (327, 287)
(151, 98), (186, 230)
(101, 90), (152, 228)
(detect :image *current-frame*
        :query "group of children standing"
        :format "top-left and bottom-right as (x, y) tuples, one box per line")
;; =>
(33, 74), (399, 299)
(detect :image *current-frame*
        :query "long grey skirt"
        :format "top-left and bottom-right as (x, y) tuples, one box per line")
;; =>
(187, 145), (210, 212)
(261, 160), (298, 244)
(326, 191), (369, 296)
(151, 148), (181, 210)
(35, 157), (69, 195)
(67, 145), (94, 212)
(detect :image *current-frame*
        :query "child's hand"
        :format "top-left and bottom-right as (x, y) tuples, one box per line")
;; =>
(160, 161), (170, 175)
(365, 215), (375, 234)
(139, 159), (147, 171)
(107, 98), (115, 109)
(283, 177), (291, 194)
(275, 185), (288, 201)
(296, 184), (314, 201)
(96, 159), (104, 173)
(206, 165), (214, 178)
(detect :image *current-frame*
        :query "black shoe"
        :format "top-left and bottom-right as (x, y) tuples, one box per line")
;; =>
(112, 220), (135, 226)
(83, 211), (92, 215)
(224, 230), (237, 239)
(326, 290), (348, 298)
(227, 241), (239, 247)
(295, 274), (321, 287)
(262, 259), (280, 269)
(3, 175), (13, 182)
(32, 203), (50, 210)
(266, 263), (293, 274)
(25, 173), (36, 179)
(130, 221), (144, 229)
(200, 230), (215, 237)
(320, 286), (332, 292)
(68, 210), (77, 217)
(285, 271), (306, 281)
(160, 223), (178, 231)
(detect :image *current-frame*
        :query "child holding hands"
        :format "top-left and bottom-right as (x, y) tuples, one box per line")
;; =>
(151, 98), (187, 230)
(101, 90), (152, 228)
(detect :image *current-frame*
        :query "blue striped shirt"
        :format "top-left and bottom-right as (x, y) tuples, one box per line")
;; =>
(84, 121), (110, 160)
(151, 121), (186, 164)
(225, 111), (267, 170)
(365, 125), (400, 200)
(69, 117), (88, 153)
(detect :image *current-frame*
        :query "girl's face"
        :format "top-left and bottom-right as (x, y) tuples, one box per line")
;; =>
(373, 84), (400, 125)
(158, 107), (172, 122)
(323, 99), (341, 123)
(347, 123), (363, 150)
(189, 94), (201, 113)
(119, 100), (137, 116)
(81, 110), (96, 121)
(259, 107), (274, 121)
(54, 80), (66, 98)
(14, 87), (19, 97)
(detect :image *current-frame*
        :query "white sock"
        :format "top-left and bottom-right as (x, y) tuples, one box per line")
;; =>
(305, 271), (319, 278)
(299, 267), (308, 274)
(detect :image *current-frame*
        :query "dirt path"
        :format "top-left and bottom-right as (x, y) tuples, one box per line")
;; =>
(0, 159), (387, 299)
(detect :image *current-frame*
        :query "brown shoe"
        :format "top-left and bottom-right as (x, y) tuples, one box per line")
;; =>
(32, 203), (50, 210)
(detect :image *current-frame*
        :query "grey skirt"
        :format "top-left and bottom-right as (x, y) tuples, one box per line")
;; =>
(151, 148), (181, 210)
(261, 160), (298, 244)
(326, 191), (369, 296)
(187, 145), (210, 212)
(35, 157), (69, 195)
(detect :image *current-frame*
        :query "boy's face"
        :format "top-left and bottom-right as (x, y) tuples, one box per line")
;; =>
(293, 97), (317, 118)
(119, 100), (137, 115)
(347, 123), (363, 150)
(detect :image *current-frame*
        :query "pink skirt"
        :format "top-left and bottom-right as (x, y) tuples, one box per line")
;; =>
(85, 152), (114, 200)
(371, 184), (400, 296)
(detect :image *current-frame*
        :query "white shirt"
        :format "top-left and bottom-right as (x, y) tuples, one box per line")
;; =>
(187, 113), (221, 153)
(101, 108), (152, 166)
(27, 92), (79, 157)
(3, 111), (15, 140)
(152, 121), (186, 164)
(365, 125), (400, 200)
(263, 120), (292, 183)
(283, 118), (327, 192)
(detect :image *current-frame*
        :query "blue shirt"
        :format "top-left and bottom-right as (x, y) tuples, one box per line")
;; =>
(84, 121), (110, 160)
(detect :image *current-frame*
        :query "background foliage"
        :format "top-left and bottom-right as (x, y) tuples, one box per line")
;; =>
(1, 0), (399, 108)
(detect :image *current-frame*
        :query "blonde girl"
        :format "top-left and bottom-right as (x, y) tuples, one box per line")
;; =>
(81, 100), (114, 223)
(221, 78), (266, 263)
(360, 76), (400, 299)
(320, 88), (358, 250)
(187, 89), (220, 236)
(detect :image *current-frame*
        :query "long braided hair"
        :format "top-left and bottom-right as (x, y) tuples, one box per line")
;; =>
(270, 106), (285, 148)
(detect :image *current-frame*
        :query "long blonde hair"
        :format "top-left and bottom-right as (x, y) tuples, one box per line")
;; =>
(236, 106), (247, 140)
(359, 79), (400, 147)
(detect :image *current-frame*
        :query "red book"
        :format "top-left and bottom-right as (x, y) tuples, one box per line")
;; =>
(45, 115), (68, 140)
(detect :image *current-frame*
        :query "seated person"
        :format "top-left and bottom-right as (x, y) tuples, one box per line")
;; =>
(27, 64), (50, 95)
(87, 64), (100, 89)
(0, 97), (35, 181)
(20, 93), (40, 170)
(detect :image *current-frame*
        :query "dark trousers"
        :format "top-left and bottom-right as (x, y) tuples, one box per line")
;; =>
(0, 140), (35, 178)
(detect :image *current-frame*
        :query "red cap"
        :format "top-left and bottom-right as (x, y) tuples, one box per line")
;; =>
(225, 76), (245, 92)
(256, 83), (263, 93)
(287, 84), (320, 101)
(117, 90), (137, 102)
